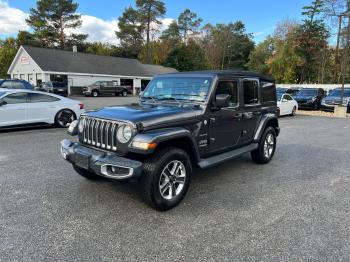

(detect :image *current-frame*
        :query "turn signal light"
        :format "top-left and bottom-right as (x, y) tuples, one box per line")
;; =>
(79, 103), (84, 109)
(131, 141), (157, 150)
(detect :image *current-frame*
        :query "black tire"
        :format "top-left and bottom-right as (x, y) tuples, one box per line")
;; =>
(73, 165), (101, 180)
(290, 106), (297, 116)
(122, 90), (128, 97)
(92, 90), (99, 97)
(55, 109), (76, 128)
(139, 147), (192, 211)
(251, 126), (277, 164)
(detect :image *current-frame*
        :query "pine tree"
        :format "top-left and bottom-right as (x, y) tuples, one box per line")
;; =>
(26, 0), (87, 48)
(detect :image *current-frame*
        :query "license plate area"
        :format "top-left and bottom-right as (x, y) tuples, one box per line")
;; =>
(74, 151), (90, 169)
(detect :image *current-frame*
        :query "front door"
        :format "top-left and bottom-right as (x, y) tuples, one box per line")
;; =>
(208, 79), (244, 154)
(0, 92), (28, 127)
(240, 79), (262, 144)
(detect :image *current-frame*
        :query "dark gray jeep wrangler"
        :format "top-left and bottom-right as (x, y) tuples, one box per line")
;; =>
(61, 70), (280, 210)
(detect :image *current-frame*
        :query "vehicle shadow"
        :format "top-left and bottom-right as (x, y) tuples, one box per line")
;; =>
(0, 124), (56, 133)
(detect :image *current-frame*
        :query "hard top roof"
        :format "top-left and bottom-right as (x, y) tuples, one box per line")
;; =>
(157, 70), (274, 81)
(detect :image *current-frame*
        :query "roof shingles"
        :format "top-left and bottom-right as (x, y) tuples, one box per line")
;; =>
(22, 45), (176, 77)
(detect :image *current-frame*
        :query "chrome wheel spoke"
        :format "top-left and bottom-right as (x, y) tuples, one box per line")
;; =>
(159, 160), (186, 200)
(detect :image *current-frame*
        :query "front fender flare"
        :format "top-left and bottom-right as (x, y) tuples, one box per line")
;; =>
(129, 127), (200, 159)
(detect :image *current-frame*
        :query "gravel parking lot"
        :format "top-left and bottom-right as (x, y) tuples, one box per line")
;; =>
(1, 96), (350, 261)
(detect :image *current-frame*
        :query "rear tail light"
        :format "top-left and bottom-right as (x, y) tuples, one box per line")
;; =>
(79, 103), (84, 110)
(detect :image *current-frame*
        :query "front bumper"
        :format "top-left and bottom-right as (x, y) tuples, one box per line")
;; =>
(60, 139), (143, 180)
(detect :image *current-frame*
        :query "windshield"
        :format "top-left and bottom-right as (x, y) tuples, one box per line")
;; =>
(328, 89), (350, 97)
(92, 81), (101, 86)
(277, 93), (283, 101)
(142, 77), (213, 102)
(298, 89), (317, 96)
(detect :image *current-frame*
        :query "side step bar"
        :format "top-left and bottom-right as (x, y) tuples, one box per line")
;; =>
(198, 143), (259, 169)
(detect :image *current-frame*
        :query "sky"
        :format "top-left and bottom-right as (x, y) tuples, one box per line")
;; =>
(0, 0), (313, 44)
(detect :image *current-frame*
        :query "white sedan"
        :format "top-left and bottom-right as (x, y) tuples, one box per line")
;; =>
(0, 89), (84, 128)
(277, 93), (298, 116)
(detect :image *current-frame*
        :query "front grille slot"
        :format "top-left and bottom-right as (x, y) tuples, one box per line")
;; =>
(81, 117), (119, 151)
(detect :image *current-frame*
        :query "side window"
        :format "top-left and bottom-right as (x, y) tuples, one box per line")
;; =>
(12, 81), (25, 89)
(1, 92), (28, 104)
(1, 81), (13, 89)
(285, 95), (293, 101)
(243, 80), (259, 105)
(216, 80), (238, 107)
(100, 82), (107, 87)
(29, 93), (60, 102)
(261, 81), (276, 103)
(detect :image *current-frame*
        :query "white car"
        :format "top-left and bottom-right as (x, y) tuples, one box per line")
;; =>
(0, 89), (84, 128)
(277, 93), (298, 116)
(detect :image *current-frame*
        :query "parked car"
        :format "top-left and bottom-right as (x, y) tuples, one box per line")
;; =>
(0, 89), (84, 128)
(0, 79), (33, 90)
(286, 87), (301, 97)
(41, 81), (68, 96)
(61, 70), (280, 210)
(83, 81), (133, 97)
(293, 88), (326, 110)
(277, 93), (298, 116)
(321, 88), (350, 113)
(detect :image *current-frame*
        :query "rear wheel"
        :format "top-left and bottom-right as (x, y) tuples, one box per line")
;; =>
(73, 165), (101, 180)
(139, 147), (192, 211)
(251, 127), (276, 164)
(55, 109), (76, 128)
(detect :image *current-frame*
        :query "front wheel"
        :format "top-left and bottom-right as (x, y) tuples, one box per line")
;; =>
(92, 90), (99, 97)
(139, 147), (192, 211)
(55, 109), (76, 128)
(290, 106), (297, 116)
(251, 127), (277, 164)
(122, 90), (128, 97)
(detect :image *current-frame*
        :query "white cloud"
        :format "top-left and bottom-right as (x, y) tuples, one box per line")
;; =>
(0, 1), (174, 45)
(69, 15), (119, 45)
(0, 0), (29, 35)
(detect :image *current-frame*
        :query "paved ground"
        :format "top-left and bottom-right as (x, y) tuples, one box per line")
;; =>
(1, 97), (350, 261)
(70, 95), (138, 110)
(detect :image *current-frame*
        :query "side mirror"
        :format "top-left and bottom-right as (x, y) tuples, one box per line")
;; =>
(0, 101), (7, 107)
(215, 94), (231, 109)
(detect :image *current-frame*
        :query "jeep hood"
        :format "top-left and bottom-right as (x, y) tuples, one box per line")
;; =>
(85, 103), (203, 129)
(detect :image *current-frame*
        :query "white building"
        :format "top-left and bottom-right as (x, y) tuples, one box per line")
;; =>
(8, 45), (176, 94)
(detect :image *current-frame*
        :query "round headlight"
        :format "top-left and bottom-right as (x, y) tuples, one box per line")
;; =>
(117, 124), (133, 143)
(78, 119), (85, 133)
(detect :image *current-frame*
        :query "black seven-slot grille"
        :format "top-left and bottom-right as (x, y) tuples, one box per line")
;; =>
(80, 116), (119, 151)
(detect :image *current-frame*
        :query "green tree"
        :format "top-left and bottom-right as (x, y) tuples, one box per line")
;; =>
(116, 7), (144, 58)
(201, 21), (254, 70)
(0, 38), (18, 78)
(85, 42), (118, 56)
(177, 9), (202, 42)
(160, 21), (181, 47)
(136, 0), (166, 63)
(247, 37), (274, 74)
(26, 0), (87, 48)
(164, 40), (208, 71)
(295, 0), (330, 83)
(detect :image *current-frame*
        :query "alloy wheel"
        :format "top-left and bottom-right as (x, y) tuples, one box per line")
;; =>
(159, 160), (186, 200)
(263, 133), (275, 159)
(57, 110), (75, 127)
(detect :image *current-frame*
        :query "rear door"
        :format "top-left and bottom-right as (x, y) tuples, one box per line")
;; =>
(0, 92), (28, 127)
(240, 78), (262, 144)
(27, 93), (61, 123)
